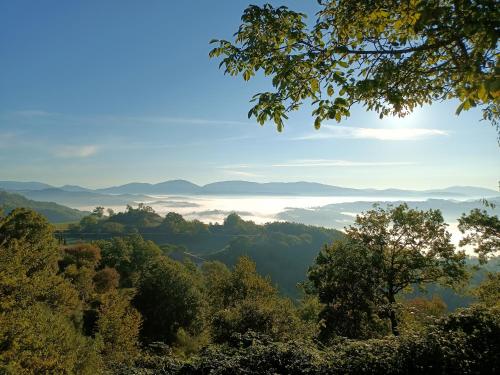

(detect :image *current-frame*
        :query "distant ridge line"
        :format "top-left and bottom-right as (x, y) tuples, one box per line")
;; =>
(0, 180), (498, 198)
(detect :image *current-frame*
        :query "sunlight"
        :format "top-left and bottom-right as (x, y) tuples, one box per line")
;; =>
(381, 106), (426, 128)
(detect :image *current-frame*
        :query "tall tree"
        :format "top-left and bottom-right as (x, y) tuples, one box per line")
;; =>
(133, 256), (205, 344)
(308, 240), (387, 340)
(210, 1), (499, 132)
(0, 209), (102, 374)
(310, 204), (467, 337)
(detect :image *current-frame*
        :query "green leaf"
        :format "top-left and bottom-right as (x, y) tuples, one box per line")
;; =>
(314, 117), (321, 129)
(311, 78), (320, 93)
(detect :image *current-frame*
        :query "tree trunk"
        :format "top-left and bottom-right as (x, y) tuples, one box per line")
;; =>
(388, 293), (399, 336)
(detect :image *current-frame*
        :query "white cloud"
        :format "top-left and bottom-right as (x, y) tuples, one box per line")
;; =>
(9, 110), (250, 127)
(54, 145), (99, 158)
(294, 125), (449, 141)
(272, 159), (416, 167)
(224, 170), (262, 178)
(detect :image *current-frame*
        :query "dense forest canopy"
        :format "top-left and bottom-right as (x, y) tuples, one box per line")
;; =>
(65, 205), (343, 297)
(1, 207), (499, 374)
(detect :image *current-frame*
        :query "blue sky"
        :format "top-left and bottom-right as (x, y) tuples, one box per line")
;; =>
(0, 0), (498, 190)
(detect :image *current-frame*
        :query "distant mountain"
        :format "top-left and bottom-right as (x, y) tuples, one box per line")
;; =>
(0, 190), (88, 223)
(59, 184), (94, 193)
(200, 181), (498, 198)
(97, 180), (202, 195)
(428, 186), (500, 197)
(277, 198), (500, 230)
(19, 188), (153, 207)
(0, 181), (54, 191)
(0, 179), (497, 198)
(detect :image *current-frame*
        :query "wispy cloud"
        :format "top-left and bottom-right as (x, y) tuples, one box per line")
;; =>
(218, 164), (253, 169)
(271, 159), (416, 167)
(224, 170), (262, 178)
(219, 159), (415, 170)
(9, 110), (250, 127)
(54, 145), (99, 158)
(294, 125), (449, 141)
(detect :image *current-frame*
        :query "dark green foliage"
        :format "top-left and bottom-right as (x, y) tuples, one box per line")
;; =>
(95, 235), (162, 287)
(0, 209), (103, 374)
(118, 307), (500, 375)
(68, 210), (343, 297)
(205, 257), (304, 344)
(133, 256), (205, 345)
(2, 207), (499, 374)
(308, 240), (387, 340)
(345, 204), (467, 335)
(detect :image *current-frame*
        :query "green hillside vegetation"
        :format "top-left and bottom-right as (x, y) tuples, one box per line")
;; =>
(0, 190), (88, 223)
(65, 205), (343, 297)
(1, 207), (499, 374)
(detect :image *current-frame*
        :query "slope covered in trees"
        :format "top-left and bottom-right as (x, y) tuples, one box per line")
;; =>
(0, 190), (88, 223)
(66, 205), (343, 297)
(1, 207), (499, 374)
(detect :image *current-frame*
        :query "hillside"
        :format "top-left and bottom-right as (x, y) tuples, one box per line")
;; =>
(0, 190), (88, 223)
(65, 207), (343, 296)
(19, 188), (152, 207)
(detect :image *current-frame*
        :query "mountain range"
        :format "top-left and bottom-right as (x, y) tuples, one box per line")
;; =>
(1, 180), (498, 198)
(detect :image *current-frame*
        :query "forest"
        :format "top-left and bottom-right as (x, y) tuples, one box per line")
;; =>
(1, 202), (498, 374)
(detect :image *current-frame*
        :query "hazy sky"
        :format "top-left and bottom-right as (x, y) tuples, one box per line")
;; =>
(1, 0), (498, 190)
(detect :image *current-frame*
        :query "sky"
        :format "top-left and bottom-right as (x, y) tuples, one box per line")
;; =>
(0, 0), (498, 190)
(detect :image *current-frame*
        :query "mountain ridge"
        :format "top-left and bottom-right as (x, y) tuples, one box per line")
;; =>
(0, 180), (498, 198)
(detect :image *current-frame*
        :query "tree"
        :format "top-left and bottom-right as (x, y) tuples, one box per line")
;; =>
(307, 240), (387, 340)
(0, 210), (102, 374)
(133, 257), (205, 344)
(93, 267), (120, 293)
(472, 272), (500, 308)
(310, 204), (467, 337)
(205, 257), (302, 343)
(96, 290), (142, 365)
(92, 206), (105, 218)
(95, 235), (161, 287)
(0, 208), (59, 274)
(458, 208), (500, 263)
(210, 1), (499, 132)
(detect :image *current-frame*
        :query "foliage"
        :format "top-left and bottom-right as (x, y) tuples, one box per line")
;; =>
(0, 209), (103, 374)
(308, 240), (388, 340)
(96, 289), (142, 365)
(94, 266), (120, 293)
(206, 257), (304, 344)
(209, 1), (499, 132)
(2, 207), (499, 373)
(459, 208), (500, 263)
(399, 295), (447, 334)
(117, 306), (500, 375)
(133, 256), (205, 345)
(94, 235), (162, 287)
(472, 271), (500, 308)
(69, 209), (343, 297)
(308, 204), (467, 337)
